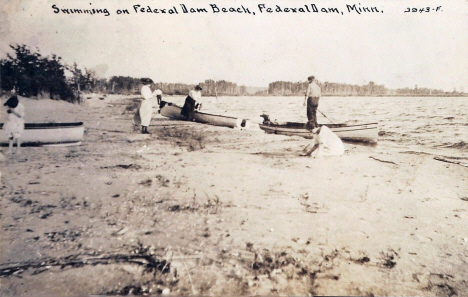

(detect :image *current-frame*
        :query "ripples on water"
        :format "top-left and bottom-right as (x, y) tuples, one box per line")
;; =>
(167, 96), (468, 158)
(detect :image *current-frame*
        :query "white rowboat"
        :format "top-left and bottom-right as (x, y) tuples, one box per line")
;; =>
(0, 122), (84, 146)
(259, 122), (378, 143)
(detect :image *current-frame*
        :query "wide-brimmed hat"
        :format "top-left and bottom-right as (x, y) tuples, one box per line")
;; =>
(4, 95), (19, 108)
(307, 76), (315, 81)
(141, 78), (154, 85)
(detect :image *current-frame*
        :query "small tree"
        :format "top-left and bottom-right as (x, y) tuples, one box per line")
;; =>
(0, 44), (76, 102)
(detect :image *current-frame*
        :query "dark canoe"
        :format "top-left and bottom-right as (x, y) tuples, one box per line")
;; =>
(159, 101), (248, 128)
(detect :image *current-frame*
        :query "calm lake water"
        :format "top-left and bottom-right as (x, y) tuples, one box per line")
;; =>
(166, 96), (468, 158)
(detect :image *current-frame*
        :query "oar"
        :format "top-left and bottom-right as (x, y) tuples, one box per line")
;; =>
(317, 109), (335, 124)
(305, 94), (335, 124)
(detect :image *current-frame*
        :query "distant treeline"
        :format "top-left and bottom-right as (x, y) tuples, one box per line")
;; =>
(104, 77), (248, 96)
(1, 44), (465, 103)
(267, 81), (463, 96)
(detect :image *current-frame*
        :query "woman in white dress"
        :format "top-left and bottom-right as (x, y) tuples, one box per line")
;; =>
(139, 78), (161, 134)
(3, 95), (25, 154)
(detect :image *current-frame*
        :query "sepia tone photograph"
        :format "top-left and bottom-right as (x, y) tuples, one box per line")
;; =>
(0, 0), (467, 296)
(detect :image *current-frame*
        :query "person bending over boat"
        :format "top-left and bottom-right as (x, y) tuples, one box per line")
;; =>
(181, 85), (203, 120)
(300, 126), (344, 158)
(304, 76), (321, 130)
(3, 95), (25, 154)
(139, 78), (159, 134)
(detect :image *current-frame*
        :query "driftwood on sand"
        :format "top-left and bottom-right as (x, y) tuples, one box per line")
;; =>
(369, 156), (398, 165)
(434, 157), (468, 168)
(0, 251), (202, 277)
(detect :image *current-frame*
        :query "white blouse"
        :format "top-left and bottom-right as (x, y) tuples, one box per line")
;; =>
(189, 90), (202, 101)
(141, 85), (153, 100)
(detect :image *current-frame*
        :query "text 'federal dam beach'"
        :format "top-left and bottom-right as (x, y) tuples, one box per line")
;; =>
(51, 3), (386, 16)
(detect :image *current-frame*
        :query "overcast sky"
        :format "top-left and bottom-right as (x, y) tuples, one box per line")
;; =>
(1, 0), (467, 91)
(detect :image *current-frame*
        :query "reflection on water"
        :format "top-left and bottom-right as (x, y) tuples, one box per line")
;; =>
(165, 96), (468, 158)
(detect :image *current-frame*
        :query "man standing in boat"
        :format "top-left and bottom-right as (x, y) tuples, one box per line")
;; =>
(304, 76), (321, 130)
(181, 85), (203, 120)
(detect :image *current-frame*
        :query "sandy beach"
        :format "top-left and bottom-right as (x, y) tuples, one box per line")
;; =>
(0, 95), (467, 296)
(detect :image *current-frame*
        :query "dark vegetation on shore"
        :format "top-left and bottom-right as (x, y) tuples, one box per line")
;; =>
(1, 44), (466, 103)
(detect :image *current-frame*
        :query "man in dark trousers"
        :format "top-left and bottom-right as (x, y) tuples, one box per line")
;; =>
(304, 76), (321, 130)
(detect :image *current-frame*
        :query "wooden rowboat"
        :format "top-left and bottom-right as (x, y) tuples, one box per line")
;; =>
(159, 101), (248, 128)
(0, 122), (84, 146)
(259, 121), (378, 143)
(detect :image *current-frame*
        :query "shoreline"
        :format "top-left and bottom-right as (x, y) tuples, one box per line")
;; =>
(229, 94), (468, 97)
(0, 95), (467, 296)
(3, 93), (467, 100)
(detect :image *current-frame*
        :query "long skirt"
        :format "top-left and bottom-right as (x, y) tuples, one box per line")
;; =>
(139, 99), (153, 126)
(181, 96), (196, 120)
